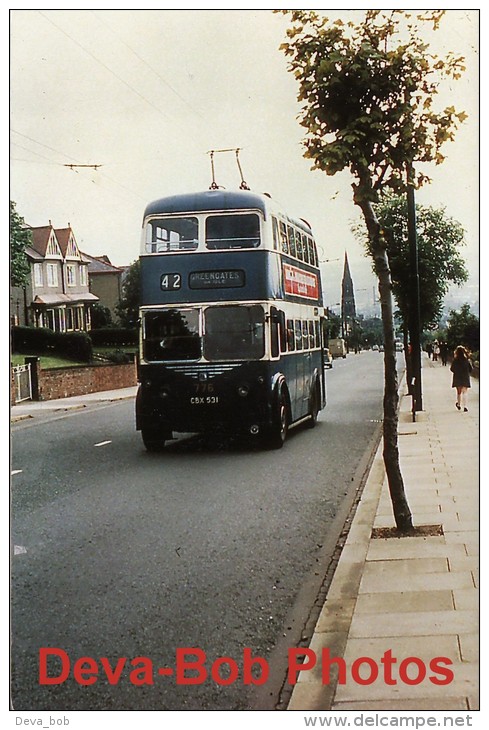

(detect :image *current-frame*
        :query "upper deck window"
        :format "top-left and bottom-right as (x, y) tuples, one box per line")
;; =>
(205, 214), (260, 250)
(145, 217), (198, 253)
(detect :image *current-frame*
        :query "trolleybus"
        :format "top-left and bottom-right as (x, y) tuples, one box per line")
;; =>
(135, 189), (327, 451)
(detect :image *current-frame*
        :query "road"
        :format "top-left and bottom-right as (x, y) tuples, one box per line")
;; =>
(11, 351), (398, 711)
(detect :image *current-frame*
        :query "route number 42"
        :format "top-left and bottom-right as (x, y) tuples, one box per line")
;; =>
(160, 273), (181, 290)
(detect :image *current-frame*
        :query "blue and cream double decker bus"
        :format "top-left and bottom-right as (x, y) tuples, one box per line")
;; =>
(135, 189), (327, 451)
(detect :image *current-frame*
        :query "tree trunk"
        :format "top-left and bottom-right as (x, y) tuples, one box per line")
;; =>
(353, 186), (413, 532)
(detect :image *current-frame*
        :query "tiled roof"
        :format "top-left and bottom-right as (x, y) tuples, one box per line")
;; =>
(30, 226), (53, 256)
(81, 251), (124, 275)
(55, 227), (72, 256)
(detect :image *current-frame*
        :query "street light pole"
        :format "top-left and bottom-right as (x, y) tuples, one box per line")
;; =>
(407, 164), (423, 412)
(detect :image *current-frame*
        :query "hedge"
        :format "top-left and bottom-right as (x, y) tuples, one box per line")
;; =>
(89, 328), (138, 347)
(11, 326), (93, 362)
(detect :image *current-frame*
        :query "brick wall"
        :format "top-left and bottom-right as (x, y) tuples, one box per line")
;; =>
(26, 358), (138, 402)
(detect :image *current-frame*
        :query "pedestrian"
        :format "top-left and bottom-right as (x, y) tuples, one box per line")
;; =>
(433, 341), (440, 362)
(426, 342), (433, 359)
(440, 341), (449, 366)
(450, 345), (473, 412)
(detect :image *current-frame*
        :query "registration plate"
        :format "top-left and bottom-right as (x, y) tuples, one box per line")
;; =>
(190, 396), (220, 405)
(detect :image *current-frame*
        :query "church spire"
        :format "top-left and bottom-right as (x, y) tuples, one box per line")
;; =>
(341, 251), (356, 337)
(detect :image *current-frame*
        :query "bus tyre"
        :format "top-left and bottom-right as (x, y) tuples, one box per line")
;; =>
(267, 390), (289, 449)
(307, 383), (319, 428)
(141, 428), (166, 452)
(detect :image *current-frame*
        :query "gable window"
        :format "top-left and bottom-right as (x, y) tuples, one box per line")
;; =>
(46, 235), (60, 257)
(79, 265), (88, 286)
(47, 264), (58, 287)
(66, 236), (79, 258)
(33, 264), (43, 287)
(66, 264), (76, 287)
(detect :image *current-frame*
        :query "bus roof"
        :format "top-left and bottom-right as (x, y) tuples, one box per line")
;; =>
(142, 190), (312, 233)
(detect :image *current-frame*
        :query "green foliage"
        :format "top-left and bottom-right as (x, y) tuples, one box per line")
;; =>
(445, 303), (479, 354)
(354, 194), (468, 330)
(12, 326), (93, 362)
(89, 328), (138, 347)
(116, 260), (140, 327)
(325, 310), (341, 339)
(278, 10), (466, 200)
(359, 316), (384, 347)
(90, 303), (113, 329)
(10, 201), (32, 288)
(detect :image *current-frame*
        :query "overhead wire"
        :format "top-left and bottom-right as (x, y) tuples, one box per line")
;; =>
(14, 11), (247, 196)
(37, 10), (172, 122)
(10, 130), (146, 203)
(89, 10), (205, 120)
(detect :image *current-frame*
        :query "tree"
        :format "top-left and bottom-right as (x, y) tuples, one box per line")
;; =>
(446, 304), (479, 355)
(116, 260), (140, 328)
(10, 200), (32, 288)
(354, 194), (468, 332)
(90, 303), (113, 329)
(324, 309), (342, 340)
(279, 9), (466, 531)
(376, 196), (467, 330)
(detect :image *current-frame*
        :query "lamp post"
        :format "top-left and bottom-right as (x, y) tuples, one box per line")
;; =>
(406, 163), (423, 412)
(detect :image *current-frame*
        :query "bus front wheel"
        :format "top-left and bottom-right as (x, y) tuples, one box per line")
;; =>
(266, 390), (289, 449)
(141, 427), (166, 452)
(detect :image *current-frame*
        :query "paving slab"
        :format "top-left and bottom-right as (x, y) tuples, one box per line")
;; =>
(288, 357), (479, 712)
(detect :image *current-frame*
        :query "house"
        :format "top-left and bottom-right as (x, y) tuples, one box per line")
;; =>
(81, 252), (125, 322)
(10, 222), (99, 332)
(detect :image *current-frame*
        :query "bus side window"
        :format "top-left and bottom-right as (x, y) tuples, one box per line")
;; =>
(270, 306), (279, 358)
(302, 321), (309, 350)
(280, 221), (289, 254)
(287, 319), (295, 351)
(288, 226), (297, 258)
(301, 233), (310, 264)
(314, 320), (321, 348)
(295, 228), (304, 261)
(308, 321), (315, 349)
(307, 236), (315, 266)
(272, 217), (280, 251)
(270, 307), (286, 357)
(295, 320), (303, 350)
(312, 240), (318, 267)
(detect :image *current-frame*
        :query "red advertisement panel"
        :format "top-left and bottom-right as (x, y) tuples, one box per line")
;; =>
(283, 263), (319, 300)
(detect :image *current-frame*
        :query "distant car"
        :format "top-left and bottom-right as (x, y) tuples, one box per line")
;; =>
(379, 344), (384, 352)
(324, 348), (333, 368)
(372, 344), (379, 351)
(395, 342), (403, 352)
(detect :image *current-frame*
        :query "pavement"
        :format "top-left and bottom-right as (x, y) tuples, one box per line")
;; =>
(10, 357), (479, 711)
(288, 354), (479, 712)
(10, 385), (139, 423)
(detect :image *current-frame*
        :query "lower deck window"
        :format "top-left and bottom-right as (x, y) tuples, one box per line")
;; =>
(204, 305), (264, 360)
(143, 309), (200, 361)
(142, 305), (265, 362)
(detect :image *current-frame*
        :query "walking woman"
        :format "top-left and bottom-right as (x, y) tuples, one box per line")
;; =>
(450, 345), (473, 412)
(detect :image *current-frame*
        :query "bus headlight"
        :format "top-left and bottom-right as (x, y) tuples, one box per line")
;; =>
(238, 384), (249, 397)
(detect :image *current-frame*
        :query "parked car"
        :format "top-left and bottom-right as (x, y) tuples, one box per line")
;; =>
(372, 344), (379, 351)
(324, 348), (333, 368)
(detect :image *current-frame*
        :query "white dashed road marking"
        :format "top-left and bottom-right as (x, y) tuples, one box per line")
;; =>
(94, 440), (112, 447)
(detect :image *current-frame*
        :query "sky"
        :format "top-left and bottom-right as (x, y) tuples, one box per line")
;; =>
(9, 7), (479, 317)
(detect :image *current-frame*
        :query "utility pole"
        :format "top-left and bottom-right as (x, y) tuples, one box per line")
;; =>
(406, 164), (423, 412)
